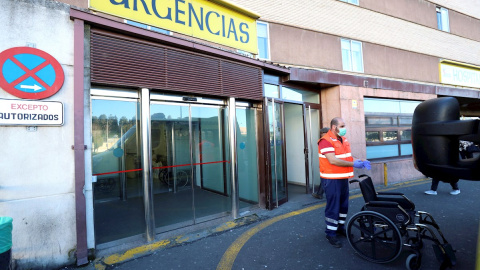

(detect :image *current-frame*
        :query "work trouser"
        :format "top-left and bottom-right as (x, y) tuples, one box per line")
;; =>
(324, 178), (349, 236)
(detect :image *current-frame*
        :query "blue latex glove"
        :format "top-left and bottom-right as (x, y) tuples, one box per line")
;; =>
(363, 160), (371, 170)
(353, 160), (364, 168)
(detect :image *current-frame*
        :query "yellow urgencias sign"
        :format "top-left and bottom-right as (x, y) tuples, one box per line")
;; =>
(90, 0), (258, 54)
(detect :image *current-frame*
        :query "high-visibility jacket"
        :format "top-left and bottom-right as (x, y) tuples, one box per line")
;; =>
(318, 130), (354, 179)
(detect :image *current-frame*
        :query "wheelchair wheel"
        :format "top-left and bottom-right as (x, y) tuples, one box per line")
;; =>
(406, 253), (422, 270)
(175, 170), (189, 187)
(346, 211), (403, 263)
(162, 170), (189, 188)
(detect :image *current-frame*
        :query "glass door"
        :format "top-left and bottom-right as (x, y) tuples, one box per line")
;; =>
(150, 102), (194, 230)
(265, 98), (287, 208)
(191, 104), (231, 221)
(305, 104), (321, 194)
(91, 97), (145, 244)
(236, 107), (259, 204)
(150, 101), (230, 231)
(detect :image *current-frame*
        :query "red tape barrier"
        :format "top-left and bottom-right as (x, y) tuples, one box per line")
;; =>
(93, 160), (230, 176)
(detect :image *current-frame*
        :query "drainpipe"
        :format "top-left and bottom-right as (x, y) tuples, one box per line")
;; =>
(228, 98), (239, 219)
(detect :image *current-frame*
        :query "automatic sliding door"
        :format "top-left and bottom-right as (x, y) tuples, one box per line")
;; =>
(191, 105), (231, 221)
(150, 102), (230, 229)
(150, 103), (194, 230)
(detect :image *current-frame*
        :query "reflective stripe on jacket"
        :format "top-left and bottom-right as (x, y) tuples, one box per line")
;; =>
(318, 130), (354, 179)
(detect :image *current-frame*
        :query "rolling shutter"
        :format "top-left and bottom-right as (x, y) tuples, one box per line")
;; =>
(90, 29), (263, 100)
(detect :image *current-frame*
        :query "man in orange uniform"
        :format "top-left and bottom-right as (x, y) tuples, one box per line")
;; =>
(318, 117), (370, 248)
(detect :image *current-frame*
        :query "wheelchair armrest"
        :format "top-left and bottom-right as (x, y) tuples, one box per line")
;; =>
(366, 201), (399, 208)
(377, 192), (404, 196)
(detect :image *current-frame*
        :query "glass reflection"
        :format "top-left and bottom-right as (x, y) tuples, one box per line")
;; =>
(150, 103), (194, 229)
(383, 131), (398, 141)
(268, 100), (286, 203)
(366, 131), (380, 142)
(400, 130), (411, 141)
(91, 98), (145, 244)
(306, 109), (320, 193)
(237, 107), (259, 204)
(191, 105), (231, 220)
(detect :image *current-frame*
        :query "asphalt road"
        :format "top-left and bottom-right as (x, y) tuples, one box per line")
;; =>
(89, 178), (480, 270)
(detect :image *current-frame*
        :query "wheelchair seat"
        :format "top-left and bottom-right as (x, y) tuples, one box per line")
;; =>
(357, 174), (415, 210)
(351, 174), (416, 226)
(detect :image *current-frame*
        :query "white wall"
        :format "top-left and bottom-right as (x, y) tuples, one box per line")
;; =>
(0, 0), (76, 268)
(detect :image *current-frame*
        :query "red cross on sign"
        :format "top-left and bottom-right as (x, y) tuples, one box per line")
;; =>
(0, 47), (65, 99)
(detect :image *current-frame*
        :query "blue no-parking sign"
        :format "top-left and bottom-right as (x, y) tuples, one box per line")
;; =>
(0, 47), (65, 99)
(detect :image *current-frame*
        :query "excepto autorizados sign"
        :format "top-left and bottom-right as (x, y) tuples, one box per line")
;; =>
(0, 99), (64, 126)
(89, 0), (259, 54)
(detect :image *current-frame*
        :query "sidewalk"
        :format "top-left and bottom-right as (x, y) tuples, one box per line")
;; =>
(61, 177), (480, 270)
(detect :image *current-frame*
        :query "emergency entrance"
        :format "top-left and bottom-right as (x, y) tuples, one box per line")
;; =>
(90, 90), (258, 245)
(263, 82), (322, 209)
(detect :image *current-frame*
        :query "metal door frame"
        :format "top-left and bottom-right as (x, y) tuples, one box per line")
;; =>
(304, 103), (322, 194)
(264, 97), (288, 209)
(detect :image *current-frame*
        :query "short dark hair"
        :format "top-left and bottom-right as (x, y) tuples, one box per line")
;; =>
(330, 117), (342, 128)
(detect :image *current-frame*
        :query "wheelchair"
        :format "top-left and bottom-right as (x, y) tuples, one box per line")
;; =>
(346, 175), (456, 270)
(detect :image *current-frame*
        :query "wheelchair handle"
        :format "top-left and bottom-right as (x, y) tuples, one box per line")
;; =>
(349, 174), (371, 184)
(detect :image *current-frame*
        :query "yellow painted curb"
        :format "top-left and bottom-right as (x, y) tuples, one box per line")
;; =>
(94, 214), (259, 269)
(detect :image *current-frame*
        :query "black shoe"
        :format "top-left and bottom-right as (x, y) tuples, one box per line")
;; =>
(337, 229), (347, 237)
(326, 235), (342, 248)
(312, 193), (323, 199)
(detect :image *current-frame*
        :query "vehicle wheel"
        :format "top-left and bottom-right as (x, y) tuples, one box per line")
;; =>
(346, 211), (403, 263)
(406, 253), (422, 270)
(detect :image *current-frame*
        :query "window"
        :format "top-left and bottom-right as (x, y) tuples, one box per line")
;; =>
(263, 84), (320, 104)
(124, 20), (171, 35)
(341, 39), (364, 73)
(364, 98), (421, 159)
(436, 7), (450, 32)
(257, 22), (270, 60)
(281, 87), (320, 103)
(264, 84), (279, 98)
(340, 0), (359, 5)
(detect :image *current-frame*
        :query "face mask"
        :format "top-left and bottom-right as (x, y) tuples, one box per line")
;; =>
(338, 127), (347, 136)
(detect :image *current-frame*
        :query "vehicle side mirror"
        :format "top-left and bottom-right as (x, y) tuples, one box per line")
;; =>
(412, 97), (480, 181)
